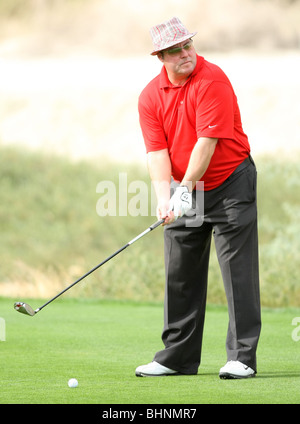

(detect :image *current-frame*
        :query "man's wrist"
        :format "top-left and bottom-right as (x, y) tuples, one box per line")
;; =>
(180, 182), (193, 192)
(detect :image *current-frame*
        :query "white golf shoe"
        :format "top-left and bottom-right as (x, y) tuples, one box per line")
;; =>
(135, 361), (178, 377)
(219, 360), (256, 379)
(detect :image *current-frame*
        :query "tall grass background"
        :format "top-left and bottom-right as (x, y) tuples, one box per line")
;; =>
(0, 147), (299, 308)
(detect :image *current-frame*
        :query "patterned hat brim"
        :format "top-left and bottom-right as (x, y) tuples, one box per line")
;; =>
(150, 32), (197, 55)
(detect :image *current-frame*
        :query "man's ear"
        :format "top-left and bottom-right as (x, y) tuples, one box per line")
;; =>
(157, 52), (164, 63)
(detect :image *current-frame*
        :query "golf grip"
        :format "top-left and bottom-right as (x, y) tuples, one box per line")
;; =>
(36, 219), (165, 312)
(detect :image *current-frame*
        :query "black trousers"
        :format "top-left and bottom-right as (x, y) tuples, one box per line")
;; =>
(154, 157), (261, 374)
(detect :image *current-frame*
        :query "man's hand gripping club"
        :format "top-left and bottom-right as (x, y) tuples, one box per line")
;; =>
(160, 186), (193, 225)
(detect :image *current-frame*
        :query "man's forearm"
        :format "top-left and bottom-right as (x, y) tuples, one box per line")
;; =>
(147, 149), (173, 222)
(181, 137), (218, 190)
(147, 149), (172, 201)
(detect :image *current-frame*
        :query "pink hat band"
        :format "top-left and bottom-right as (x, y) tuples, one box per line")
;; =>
(150, 17), (197, 56)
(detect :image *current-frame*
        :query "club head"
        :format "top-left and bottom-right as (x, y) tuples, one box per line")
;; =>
(14, 302), (36, 316)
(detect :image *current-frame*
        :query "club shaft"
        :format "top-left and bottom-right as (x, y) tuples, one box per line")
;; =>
(36, 219), (164, 313)
(128, 218), (164, 245)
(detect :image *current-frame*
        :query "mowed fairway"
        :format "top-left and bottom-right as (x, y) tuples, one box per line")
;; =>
(0, 297), (299, 404)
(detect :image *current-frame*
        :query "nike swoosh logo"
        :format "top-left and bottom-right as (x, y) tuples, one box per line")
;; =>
(208, 125), (218, 128)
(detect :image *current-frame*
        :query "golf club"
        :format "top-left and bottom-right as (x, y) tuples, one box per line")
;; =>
(14, 218), (164, 317)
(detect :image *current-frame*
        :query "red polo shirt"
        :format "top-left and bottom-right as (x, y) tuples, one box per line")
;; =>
(138, 55), (250, 190)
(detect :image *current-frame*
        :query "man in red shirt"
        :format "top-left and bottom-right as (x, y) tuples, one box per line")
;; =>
(136, 17), (261, 379)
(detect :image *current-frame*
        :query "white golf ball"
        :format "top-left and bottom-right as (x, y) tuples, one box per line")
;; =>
(68, 378), (78, 388)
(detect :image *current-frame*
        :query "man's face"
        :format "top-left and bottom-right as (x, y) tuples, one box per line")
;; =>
(158, 39), (197, 83)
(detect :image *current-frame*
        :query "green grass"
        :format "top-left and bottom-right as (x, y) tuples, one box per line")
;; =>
(0, 146), (299, 307)
(0, 297), (299, 404)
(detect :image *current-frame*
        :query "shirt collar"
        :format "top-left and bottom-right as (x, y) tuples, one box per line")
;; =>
(159, 54), (204, 89)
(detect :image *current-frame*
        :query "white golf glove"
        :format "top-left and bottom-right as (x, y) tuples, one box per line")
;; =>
(168, 186), (193, 219)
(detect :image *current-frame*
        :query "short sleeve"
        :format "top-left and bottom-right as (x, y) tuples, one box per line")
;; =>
(138, 93), (168, 153)
(196, 81), (235, 139)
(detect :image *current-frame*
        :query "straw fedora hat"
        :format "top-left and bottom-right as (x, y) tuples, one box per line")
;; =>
(150, 17), (197, 56)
